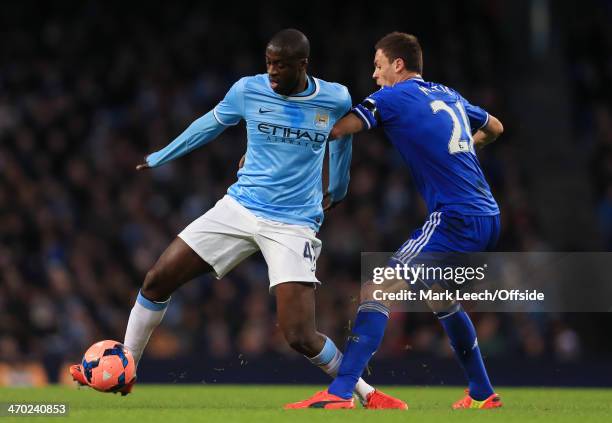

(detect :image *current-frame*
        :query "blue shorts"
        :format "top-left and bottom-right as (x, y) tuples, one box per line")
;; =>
(389, 213), (500, 291)
(393, 212), (500, 263)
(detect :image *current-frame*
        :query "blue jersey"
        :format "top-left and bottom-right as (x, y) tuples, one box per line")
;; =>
(146, 74), (352, 231)
(353, 77), (499, 216)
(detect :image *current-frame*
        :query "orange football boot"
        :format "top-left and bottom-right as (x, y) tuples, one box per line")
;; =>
(69, 364), (136, 396)
(284, 390), (355, 409)
(452, 389), (502, 409)
(113, 376), (136, 396)
(69, 364), (88, 386)
(363, 390), (408, 410)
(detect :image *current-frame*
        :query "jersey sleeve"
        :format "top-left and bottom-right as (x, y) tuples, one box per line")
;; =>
(350, 89), (387, 130)
(213, 78), (247, 126)
(458, 95), (489, 132)
(146, 111), (226, 167)
(340, 85), (352, 115)
(327, 135), (352, 203)
(324, 85), (352, 203)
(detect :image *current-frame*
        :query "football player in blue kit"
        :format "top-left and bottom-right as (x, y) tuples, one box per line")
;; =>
(69, 28), (405, 409)
(288, 32), (504, 410)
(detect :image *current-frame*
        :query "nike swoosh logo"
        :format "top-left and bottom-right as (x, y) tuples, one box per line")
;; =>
(309, 400), (352, 408)
(259, 108), (274, 114)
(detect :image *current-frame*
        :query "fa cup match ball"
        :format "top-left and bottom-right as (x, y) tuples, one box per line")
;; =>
(80, 340), (135, 392)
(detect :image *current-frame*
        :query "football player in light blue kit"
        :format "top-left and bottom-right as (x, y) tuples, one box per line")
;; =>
(289, 32), (504, 410)
(69, 29), (405, 408)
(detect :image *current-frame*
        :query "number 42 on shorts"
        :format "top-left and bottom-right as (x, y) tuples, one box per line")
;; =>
(303, 241), (317, 270)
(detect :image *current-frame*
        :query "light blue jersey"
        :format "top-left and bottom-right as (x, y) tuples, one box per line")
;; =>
(146, 73), (352, 231)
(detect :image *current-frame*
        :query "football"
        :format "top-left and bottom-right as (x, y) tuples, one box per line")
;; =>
(80, 340), (136, 393)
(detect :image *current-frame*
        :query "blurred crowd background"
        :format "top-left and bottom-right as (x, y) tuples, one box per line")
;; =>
(1, 0), (612, 386)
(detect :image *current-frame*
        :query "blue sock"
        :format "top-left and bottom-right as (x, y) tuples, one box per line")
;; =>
(328, 302), (390, 399)
(437, 305), (494, 401)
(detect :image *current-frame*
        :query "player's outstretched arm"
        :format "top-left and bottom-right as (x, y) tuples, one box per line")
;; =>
(473, 114), (504, 150)
(136, 111), (227, 170)
(329, 113), (364, 141)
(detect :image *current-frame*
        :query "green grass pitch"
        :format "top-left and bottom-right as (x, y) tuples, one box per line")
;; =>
(1, 385), (611, 422)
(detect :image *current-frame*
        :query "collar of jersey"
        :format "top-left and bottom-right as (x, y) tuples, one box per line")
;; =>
(266, 75), (320, 101)
(394, 76), (424, 87)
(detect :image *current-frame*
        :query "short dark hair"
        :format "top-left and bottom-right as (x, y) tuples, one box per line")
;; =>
(375, 32), (423, 74)
(267, 28), (310, 59)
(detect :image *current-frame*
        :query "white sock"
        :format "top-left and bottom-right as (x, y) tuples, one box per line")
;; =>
(354, 379), (375, 402)
(307, 336), (375, 402)
(123, 290), (170, 366)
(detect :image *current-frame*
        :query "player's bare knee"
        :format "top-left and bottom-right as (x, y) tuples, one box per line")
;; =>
(427, 286), (456, 314)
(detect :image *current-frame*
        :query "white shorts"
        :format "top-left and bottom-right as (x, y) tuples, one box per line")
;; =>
(178, 195), (322, 290)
